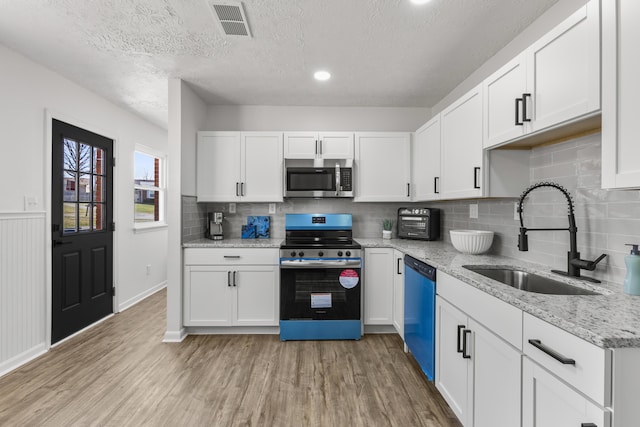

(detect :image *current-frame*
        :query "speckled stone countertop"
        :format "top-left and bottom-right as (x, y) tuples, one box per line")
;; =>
(182, 237), (640, 348)
(183, 238), (283, 248)
(357, 238), (640, 349)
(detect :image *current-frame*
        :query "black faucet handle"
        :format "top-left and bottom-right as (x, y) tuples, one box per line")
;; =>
(518, 228), (529, 251)
(571, 253), (607, 271)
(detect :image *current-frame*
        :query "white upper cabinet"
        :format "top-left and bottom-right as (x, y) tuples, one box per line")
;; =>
(197, 131), (283, 202)
(440, 84), (484, 199)
(284, 132), (353, 159)
(602, 0), (640, 189)
(526, 0), (600, 133)
(483, 55), (527, 148)
(354, 132), (411, 202)
(412, 115), (441, 201)
(483, 0), (600, 149)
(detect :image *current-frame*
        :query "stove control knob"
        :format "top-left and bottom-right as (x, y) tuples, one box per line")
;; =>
(318, 251), (324, 257)
(290, 251), (296, 257)
(345, 251), (351, 257)
(337, 251), (343, 257)
(298, 251), (304, 257)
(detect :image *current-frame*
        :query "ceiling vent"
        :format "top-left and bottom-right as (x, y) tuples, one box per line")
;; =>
(208, 1), (252, 37)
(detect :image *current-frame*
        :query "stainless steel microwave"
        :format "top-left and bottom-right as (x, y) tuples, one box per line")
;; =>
(285, 165), (353, 198)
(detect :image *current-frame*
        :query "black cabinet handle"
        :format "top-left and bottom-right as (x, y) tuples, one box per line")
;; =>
(581, 423), (597, 427)
(315, 140), (319, 155)
(227, 271), (231, 287)
(406, 183), (411, 197)
(240, 182), (245, 196)
(528, 339), (576, 365)
(397, 258), (402, 275)
(473, 167), (481, 189)
(522, 93), (532, 122)
(515, 98), (524, 126)
(319, 140), (323, 155)
(434, 177), (440, 194)
(235, 182), (240, 197)
(462, 329), (472, 359)
(53, 240), (72, 247)
(232, 271), (237, 287)
(457, 325), (465, 353)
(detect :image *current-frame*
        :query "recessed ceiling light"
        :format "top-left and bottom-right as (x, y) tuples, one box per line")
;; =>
(314, 70), (331, 81)
(410, 0), (432, 4)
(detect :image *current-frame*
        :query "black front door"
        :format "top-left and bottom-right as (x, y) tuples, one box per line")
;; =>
(51, 119), (114, 344)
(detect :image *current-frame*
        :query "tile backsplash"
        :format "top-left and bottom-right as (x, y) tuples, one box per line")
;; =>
(183, 132), (640, 285)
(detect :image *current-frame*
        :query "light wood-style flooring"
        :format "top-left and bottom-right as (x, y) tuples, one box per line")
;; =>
(0, 289), (460, 426)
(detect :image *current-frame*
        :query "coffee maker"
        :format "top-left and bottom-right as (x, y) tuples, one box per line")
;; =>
(206, 212), (224, 240)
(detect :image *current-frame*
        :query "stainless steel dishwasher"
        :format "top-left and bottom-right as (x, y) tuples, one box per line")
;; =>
(404, 255), (437, 380)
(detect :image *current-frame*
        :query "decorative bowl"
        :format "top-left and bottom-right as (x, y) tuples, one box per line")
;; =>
(450, 230), (494, 254)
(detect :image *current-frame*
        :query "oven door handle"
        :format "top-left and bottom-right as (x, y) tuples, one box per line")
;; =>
(280, 260), (362, 269)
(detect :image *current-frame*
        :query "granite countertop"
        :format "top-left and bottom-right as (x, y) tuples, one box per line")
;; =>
(182, 236), (640, 348)
(183, 238), (283, 248)
(358, 238), (640, 349)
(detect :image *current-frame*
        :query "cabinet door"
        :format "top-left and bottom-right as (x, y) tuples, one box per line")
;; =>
(233, 266), (279, 326)
(364, 248), (394, 325)
(354, 132), (411, 202)
(241, 132), (283, 202)
(196, 132), (241, 202)
(522, 358), (610, 427)
(436, 298), (472, 426)
(440, 85), (483, 199)
(284, 132), (318, 159)
(184, 266), (233, 326)
(526, 0), (600, 133)
(392, 250), (404, 338)
(602, 0), (640, 189)
(413, 115), (441, 201)
(319, 132), (354, 159)
(483, 55), (527, 148)
(470, 319), (521, 427)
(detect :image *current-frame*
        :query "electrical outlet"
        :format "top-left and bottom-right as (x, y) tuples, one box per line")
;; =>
(469, 203), (478, 219)
(268, 203), (276, 214)
(514, 202), (520, 221)
(229, 203), (236, 214)
(146, 265), (151, 275)
(24, 196), (38, 211)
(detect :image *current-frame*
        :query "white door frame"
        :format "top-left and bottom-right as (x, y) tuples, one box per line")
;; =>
(44, 109), (119, 348)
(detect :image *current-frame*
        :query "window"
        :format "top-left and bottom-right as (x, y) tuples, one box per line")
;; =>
(134, 147), (166, 229)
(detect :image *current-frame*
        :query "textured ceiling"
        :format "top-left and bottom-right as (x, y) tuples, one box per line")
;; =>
(0, 0), (559, 129)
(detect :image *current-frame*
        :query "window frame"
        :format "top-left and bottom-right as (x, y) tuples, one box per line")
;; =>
(133, 145), (167, 232)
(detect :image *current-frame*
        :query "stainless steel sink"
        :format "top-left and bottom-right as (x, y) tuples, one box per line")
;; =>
(463, 266), (599, 295)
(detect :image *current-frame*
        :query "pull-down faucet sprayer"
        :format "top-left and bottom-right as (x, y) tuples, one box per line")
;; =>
(517, 181), (606, 283)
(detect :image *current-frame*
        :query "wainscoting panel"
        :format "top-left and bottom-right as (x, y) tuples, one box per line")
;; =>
(0, 212), (46, 376)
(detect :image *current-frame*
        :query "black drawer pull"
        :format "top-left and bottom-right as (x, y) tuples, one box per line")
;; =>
(462, 329), (471, 359)
(224, 255), (241, 259)
(457, 325), (465, 353)
(581, 423), (597, 427)
(528, 339), (575, 365)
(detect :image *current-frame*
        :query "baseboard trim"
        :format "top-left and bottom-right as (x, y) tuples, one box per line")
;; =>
(185, 326), (279, 335)
(0, 343), (47, 379)
(118, 281), (167, 313)
(163, 328), (187, 343)
(364, 324), (397, 334)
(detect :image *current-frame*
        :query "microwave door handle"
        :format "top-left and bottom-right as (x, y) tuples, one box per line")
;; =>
(336, 165), (340, 196)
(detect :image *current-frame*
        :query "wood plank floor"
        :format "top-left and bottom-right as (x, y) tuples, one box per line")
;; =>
(0, 289), (460, 426)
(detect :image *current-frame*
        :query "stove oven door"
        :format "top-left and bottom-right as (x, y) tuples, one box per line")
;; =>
(280, 260), (361, 320)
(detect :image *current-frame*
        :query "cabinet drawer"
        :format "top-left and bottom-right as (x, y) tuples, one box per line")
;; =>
(523, 313), (611, 406)
(438, 271), (522, 349)
(184, 248), (278, 265)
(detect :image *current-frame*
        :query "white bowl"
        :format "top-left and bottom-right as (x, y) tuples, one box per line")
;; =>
(450, 230), (494, 254)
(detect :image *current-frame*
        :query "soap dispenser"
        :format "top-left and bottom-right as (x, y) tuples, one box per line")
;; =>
(624, 244), (640, 296)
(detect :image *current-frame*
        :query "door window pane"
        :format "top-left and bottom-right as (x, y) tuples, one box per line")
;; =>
(64, 203), (77, 233)
(94, 203), (105, 231)
(93, 176), (104, 202)
(64, 171), (77, 202)
(63, 138), (77, 171)
(79, 174), (92, 202)
(79, 143), (92, 172)
(79, 203), (92, 231)
(93, 147), (105, 175)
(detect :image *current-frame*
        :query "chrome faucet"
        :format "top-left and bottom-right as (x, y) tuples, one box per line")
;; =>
(517, 182), (606, 283)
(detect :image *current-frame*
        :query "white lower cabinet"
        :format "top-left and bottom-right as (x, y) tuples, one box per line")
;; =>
(522, 357), (609, 427)
(363, 248), (394, 325)
(183, 248), (279, 327)
(436, 271), (523, 427)
(392, 249), (404, 338)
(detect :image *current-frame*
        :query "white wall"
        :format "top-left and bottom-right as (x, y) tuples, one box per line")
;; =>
(432, 0), (588, 113)
(205, 105), (430, 131)
(165, 79), (207, 342)
(0, 43), (168, 374)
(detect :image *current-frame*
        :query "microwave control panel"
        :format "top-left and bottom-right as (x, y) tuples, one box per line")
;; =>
(340, 169), (352, 191)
